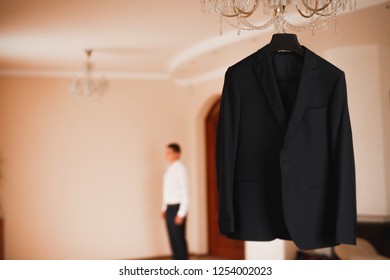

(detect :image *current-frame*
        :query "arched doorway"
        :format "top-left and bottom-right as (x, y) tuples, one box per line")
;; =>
(205, 97), (245, 259)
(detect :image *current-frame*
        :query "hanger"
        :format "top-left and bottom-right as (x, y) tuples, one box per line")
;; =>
(269, 33), (304, 56)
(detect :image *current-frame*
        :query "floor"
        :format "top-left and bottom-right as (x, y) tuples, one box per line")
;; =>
(139, 254), (226, 260)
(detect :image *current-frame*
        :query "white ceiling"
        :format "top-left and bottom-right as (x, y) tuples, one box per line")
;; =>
(0, 0), (388, 84)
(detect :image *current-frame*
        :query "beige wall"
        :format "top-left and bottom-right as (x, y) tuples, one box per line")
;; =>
(0, 77), (193, 259)
(378, 46), (390, 215)
(1, 43), (389, 260)
(324, 45), (390, 216)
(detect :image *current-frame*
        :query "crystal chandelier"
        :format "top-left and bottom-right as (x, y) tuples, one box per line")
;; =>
(201, 0), (357, 34)
(70, 49), (108, 98)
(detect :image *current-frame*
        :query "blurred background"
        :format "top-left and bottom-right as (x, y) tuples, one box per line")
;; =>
(0, 0), (389, 260)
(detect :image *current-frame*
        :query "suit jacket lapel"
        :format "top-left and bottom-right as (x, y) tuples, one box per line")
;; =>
(253, 46), (321, 141)
(284, 48), (321, 142)
(252, 47), (287, 128)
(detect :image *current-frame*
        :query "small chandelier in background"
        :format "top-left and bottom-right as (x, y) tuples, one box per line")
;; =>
(201, 0), (357, 34)
(70, 49), (108, 98)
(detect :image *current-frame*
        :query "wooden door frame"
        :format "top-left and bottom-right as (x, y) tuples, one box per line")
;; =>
(205, 96), (245, 259)
(205, 98), (221, 256)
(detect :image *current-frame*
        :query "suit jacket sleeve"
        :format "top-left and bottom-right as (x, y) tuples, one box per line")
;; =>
(329, 72), (357, 245)
(216, 68), (241, 234)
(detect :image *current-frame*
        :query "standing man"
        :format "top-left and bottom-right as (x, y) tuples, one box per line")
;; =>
(161, 143), (189, 260)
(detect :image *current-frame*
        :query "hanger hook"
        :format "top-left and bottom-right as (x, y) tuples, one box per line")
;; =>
(274, 4), (286, 34)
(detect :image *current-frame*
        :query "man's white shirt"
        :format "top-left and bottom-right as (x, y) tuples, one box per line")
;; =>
(161, 160), (189, 217)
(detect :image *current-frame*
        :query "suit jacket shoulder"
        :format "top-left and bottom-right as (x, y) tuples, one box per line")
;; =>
(227, 46), (265, 73)
(306, 48), (344, 78)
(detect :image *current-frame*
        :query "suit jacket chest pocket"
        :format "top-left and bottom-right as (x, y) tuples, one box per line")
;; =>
(306, 107), (327, 138)
(305, 107), (329, 189)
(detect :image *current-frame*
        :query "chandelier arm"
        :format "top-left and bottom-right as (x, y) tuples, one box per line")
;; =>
(233, 0), (260, 16)
(211, 0), (240, 17)
(314, 2), (344, 17)
(238, 13), (252, 18)
(296, 4), (316, 18)
(215, 7), (241, 17)
(301, 0), (332, 13)
(204, 0), (353, 33)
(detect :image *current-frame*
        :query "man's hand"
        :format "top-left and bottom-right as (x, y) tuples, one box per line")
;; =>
(174, 215), (184, 225)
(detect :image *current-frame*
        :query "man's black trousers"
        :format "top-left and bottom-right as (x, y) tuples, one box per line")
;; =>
(165, 204), (188, 260)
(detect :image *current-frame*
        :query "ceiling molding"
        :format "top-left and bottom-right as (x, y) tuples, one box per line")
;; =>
(168, 25), (263, 73)
(168, 0), (387, 75)
(173, 67), (226, 86)
(0, 1), (386, 84)
(0, 70), (169, 81)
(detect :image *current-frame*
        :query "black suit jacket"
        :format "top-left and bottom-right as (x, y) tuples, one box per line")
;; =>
(216, 45), (356, 250)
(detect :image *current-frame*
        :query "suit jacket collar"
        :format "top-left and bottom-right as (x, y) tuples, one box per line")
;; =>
(252, 45), (321, 142)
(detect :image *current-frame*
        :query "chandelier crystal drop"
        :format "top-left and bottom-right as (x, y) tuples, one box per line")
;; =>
(201, 0), (356, 34)
(70, 49), (108, 98)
